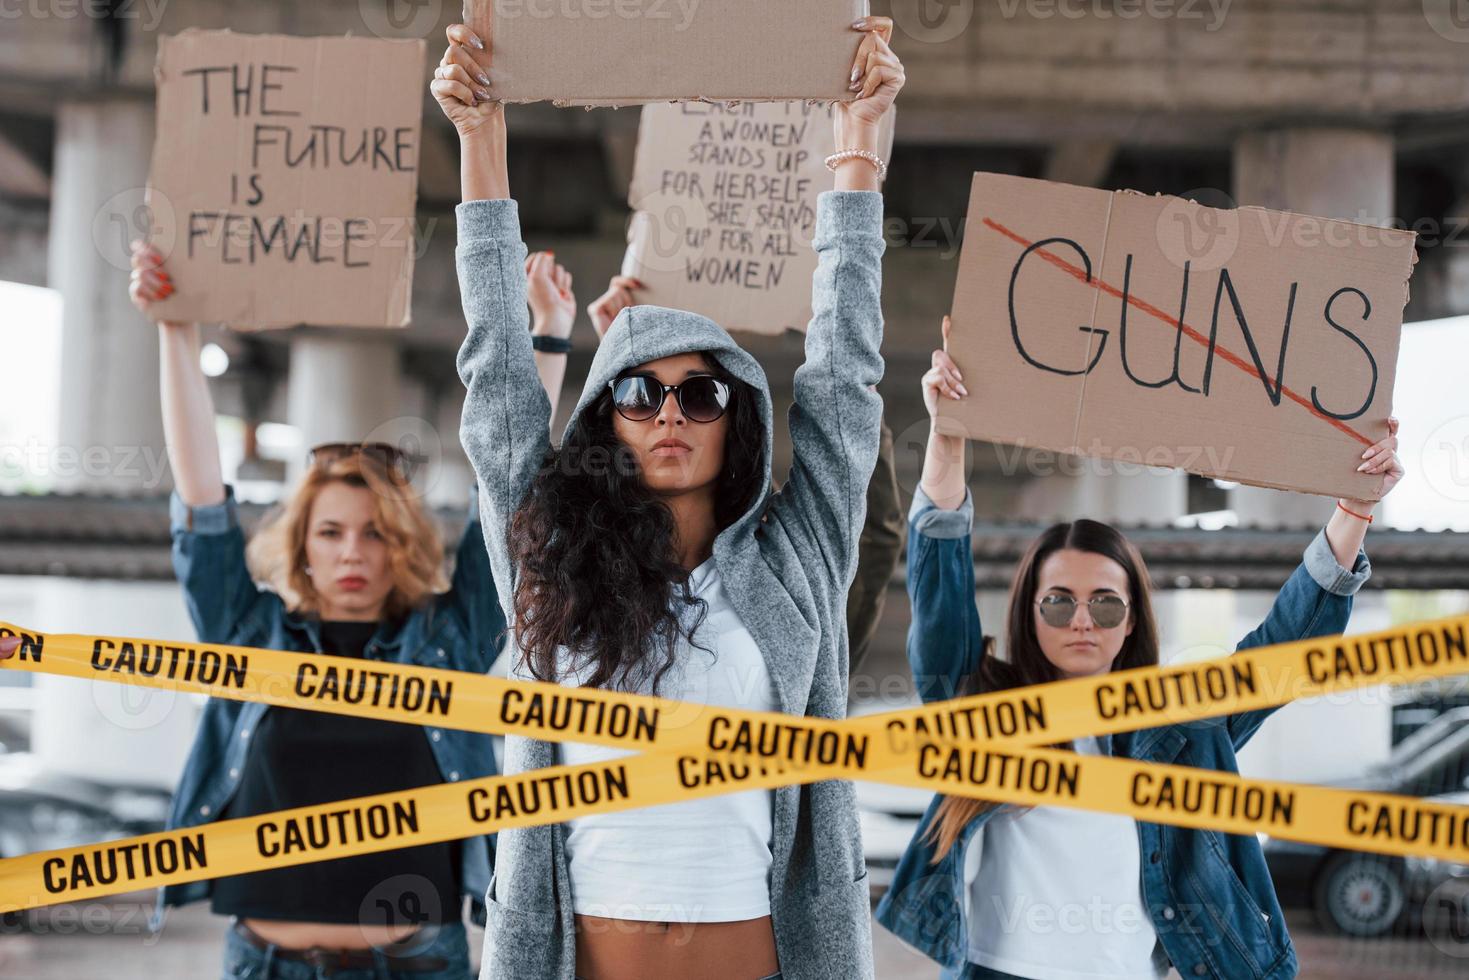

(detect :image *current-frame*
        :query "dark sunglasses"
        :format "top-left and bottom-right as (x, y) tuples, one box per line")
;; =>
(609, 374), (731, 423)
(307, 441), (414, 482)
(1036, 593), (1130, 630)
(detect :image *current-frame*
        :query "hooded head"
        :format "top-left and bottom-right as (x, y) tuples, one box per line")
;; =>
(508, 305), (775, 692)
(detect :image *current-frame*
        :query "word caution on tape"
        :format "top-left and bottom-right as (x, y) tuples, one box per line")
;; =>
(0, 615), (1466, 911)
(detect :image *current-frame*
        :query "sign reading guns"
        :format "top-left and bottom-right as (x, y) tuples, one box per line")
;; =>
(144, 31), (426, 329)
(939, 173), (1419, 500)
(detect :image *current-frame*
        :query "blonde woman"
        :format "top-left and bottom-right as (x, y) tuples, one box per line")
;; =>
(111, 240), (576, 979)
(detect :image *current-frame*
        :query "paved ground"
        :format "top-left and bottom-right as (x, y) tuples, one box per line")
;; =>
(2, 899), (1467, 979)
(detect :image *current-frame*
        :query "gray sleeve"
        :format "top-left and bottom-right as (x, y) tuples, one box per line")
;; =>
(454, 198), (551, 625)
(768, 190), (887, 584)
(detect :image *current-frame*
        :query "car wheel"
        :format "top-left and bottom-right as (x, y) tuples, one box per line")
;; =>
(1313, 851), (1407, 937)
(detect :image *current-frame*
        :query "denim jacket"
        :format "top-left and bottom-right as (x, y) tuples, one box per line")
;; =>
(150, 485), (506, 932)
(874, 487), (1371, 980)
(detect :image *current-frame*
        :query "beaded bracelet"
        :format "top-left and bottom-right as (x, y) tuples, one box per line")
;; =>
(824, 148), (888, 183)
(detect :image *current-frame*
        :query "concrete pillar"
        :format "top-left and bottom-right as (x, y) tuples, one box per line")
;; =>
(284, 331), (404, 485)
(49, 99), (167, 495)
(1016, 457), (1188, 527)
(1230, 127), (1394, 527)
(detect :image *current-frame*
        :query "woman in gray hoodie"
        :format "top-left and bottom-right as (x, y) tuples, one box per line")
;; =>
(432, 16), (904, 980)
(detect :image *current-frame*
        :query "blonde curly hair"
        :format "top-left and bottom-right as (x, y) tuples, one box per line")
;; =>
(245, 452), (448, 620)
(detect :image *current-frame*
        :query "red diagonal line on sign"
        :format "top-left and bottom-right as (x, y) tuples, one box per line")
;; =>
(981, 217), (1373, 447)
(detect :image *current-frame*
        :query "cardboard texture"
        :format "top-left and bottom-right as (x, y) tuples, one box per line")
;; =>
(939, 172), (1418, 501)
(146, 31), (426, 330)
(466, 0), (868, 105)
(621, 101), (894, 335)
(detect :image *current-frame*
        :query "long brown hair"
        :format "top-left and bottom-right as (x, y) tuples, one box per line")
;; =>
(508, 355), (766, 694)
(245, 453), (448, 621)
(925, 519), (1160, 860)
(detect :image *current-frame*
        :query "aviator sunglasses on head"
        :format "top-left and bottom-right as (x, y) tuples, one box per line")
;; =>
(307, 441), (414, 482)
(609, 374), (732, 423)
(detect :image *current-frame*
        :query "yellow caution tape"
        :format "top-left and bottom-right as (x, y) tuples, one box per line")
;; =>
(0, 614), (1466, 911)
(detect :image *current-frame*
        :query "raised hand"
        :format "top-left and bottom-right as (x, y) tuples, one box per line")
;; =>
(430, 23), (502, 139)
(921, 315), (967, 419)
(835, 17), (905, 145)
(525, 251), (576, 339)
(586, 275), (643, 340)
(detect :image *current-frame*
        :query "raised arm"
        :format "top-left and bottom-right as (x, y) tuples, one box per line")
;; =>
(434, 23), (549, 622)
(907, 486), (986, 703)
(1224, 421), (1403, 749)
(129, 241), (225, 509)
(767, 19), (904, 583)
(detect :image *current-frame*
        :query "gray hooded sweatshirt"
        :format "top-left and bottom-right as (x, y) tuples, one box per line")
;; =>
(454, 189), (886, 980)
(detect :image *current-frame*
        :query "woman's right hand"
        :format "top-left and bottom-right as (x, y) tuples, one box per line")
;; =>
(586, 275), (643, 340)
(0, 636), (18, 661)
(921, 315), (967, 420)
(430, 23), (502, 140)
(525, 251), (576, 339)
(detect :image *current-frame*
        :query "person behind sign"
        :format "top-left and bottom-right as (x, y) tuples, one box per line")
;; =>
(82, 241), (573, 978)
(434, 14), (903, 980)
(873, 316), (1405, 980)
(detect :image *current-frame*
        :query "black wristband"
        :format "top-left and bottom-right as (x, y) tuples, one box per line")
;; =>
(530, 334), (572, 354)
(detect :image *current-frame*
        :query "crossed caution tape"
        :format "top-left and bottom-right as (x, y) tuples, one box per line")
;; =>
(0, 614), (1466, 911)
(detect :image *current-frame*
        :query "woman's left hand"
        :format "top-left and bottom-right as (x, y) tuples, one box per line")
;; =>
(835, 17), (904, 143)
(1342, 417), (1404, 512)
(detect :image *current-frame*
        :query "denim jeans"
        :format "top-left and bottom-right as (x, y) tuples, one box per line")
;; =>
(220, 921), (471, 980)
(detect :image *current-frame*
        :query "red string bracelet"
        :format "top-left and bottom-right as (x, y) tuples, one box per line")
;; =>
(1337, 501), (1374, 524)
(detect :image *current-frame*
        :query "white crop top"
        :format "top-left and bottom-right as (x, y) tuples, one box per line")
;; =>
(967, 736), (1169, 980)
(511, 557), (777, 922)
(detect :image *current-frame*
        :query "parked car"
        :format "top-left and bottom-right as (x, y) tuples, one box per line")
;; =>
(0, 752), (172, 931)
(1263, 707), (1469, 937)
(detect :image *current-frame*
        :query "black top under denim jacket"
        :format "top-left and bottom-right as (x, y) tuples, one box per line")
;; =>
(210, 619), (463, 924)
(152, 485), (506, 932)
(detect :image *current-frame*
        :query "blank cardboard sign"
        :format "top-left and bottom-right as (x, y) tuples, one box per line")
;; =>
(146, 31), (426, 330)
(467, 0), (867, 105)
(938, 173), (1418, 501)
(621, 101), (894, 335)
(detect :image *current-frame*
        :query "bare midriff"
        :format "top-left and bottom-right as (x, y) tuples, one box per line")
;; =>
(240, 918), (424, 951)
(573, 913), (780, 980)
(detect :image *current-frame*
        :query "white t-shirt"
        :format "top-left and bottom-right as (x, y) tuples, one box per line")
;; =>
(967, 736), (1169, 980)
(512, 557), (777, 923)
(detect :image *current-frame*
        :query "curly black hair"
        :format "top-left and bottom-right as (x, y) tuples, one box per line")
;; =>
(508, 355), (765, 693)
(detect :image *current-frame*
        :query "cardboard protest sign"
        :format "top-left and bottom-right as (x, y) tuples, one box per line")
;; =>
(146, 31), (426, 329)
(621, 101), (894, 335)
(939, 172), (1418, 501)
(466, 0), (867, 105)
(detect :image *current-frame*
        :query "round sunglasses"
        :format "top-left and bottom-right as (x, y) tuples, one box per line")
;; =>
(609, 374), (731, 423)
(1035, 593), (1130, 630)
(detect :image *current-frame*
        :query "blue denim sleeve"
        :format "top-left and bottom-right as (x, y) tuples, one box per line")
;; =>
(169, 486), (275, 645)
(906, 485), (986, 704)
(1225, 527), (1372, 749)
(437, 486), (508, 673)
